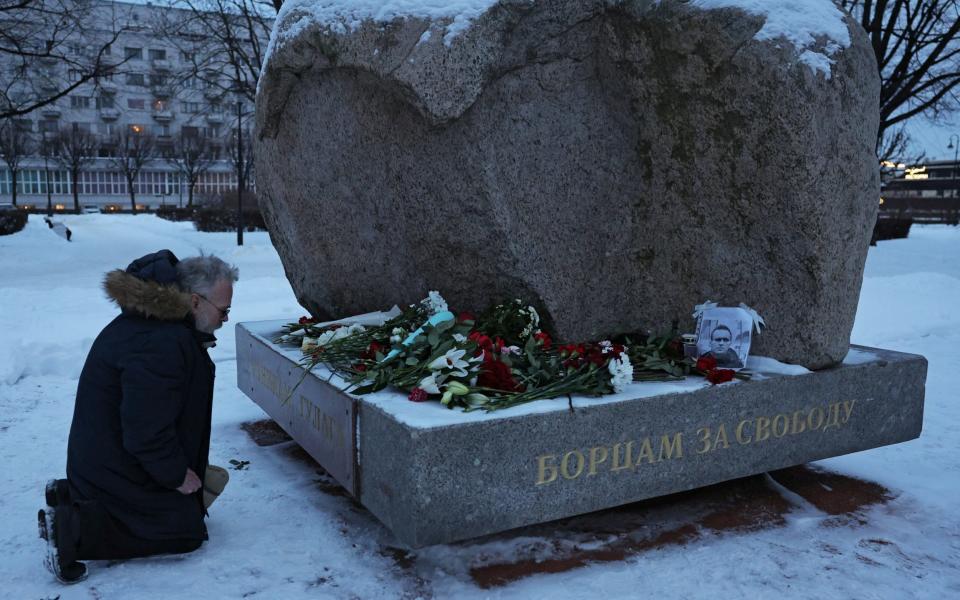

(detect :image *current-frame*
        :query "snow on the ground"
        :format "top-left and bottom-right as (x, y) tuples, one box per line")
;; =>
(1, 215), (958, 598)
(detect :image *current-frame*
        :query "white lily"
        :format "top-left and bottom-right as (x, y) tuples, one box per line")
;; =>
(428, 348), (471, 377)
(418, 373), (441, 394)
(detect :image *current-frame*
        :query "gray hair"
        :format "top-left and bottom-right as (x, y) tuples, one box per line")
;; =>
(176, 254), (239, 295)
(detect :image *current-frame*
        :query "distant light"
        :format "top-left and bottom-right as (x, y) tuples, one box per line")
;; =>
(905, 166), (928, 180)
(879, 197), (885, 205)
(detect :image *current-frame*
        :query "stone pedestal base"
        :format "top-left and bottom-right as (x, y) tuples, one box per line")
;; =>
(236, 320), (926, 548)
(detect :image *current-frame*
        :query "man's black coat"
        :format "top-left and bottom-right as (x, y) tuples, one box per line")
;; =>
(67, 250), (216, 541)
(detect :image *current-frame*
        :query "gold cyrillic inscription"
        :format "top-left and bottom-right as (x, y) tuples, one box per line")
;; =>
(533, 398), (865, 485)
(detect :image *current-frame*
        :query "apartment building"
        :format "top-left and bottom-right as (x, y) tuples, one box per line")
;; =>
(0, 0), (268, 210)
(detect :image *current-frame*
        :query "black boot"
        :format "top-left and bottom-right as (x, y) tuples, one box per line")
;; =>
(45, 478), (70, 508)
(39, 479), (87, 584)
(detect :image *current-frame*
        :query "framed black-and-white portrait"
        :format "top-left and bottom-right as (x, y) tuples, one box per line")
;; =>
(694, 306), (754, 370)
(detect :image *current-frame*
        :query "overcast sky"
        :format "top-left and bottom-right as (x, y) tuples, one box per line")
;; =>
(903, 116), (959, 163)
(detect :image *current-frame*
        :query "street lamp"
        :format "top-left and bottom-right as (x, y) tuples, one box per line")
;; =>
(948, 134), (959, 198)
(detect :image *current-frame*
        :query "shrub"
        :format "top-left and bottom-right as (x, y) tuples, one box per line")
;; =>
(0, 210), (28, 236)
(155, 206), (198, 222)
(194, 208), (266, 232)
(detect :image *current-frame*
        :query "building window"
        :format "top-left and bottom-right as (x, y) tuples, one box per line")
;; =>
(18, 169), (41, 194)
(152, 99), (169, 111)
(148, 48), (166, 60)
(124, 47), (142, 60)
(181, 101), (201, 113)
(96, 95), (115, 109)
(149, 73), (167, 86)
(182, 126), (199, 138)
(68, 69), (83, 82)
(14, 119), (32, 132)
(204, 125), (220, 138)
(181, 51), (194, 62)
(183, 76), (199, 89)
(129, 124), (146, 135)
(126, 73), (145, 86)
(103, 43), (111, 56)
(40, 120), (59, 133)
(72, 122), (91, 133)
(127, 98), (145, 110)
(70, 96), (91, 109)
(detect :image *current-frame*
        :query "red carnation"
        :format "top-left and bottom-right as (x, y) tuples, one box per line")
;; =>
(534, 331), (553, 349)
(352, 363), (368, 373)
(469, 331), (493, 351)
(696, 355), (718, 372)
(360, 341), (386, 360)
(408, 388), (429, 402)
(478, 358), (525, 392)
(586, 346), (606, 367)
(706, 369), (735, 384)
(458, 311), (476, 323)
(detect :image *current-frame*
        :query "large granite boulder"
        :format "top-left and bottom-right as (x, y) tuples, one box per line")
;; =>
(254, 0), (880, 369)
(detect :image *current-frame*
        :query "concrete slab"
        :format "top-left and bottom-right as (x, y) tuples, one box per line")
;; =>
(236, 320), (926, 548)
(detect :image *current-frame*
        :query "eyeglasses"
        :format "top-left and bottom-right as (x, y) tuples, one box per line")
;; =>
(197, 294), (230, 319)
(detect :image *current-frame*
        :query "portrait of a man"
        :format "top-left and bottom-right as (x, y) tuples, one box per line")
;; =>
(694, 306), (753, 370)
(701, 324), (743, 368)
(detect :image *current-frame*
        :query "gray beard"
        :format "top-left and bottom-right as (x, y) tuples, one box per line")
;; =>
(195, 312), (220, 334)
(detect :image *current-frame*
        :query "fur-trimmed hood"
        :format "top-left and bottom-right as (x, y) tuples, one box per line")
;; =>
(103, 269), (192, 321)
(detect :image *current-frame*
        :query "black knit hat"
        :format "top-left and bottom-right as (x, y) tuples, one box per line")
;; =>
(124, 249), (180, 285)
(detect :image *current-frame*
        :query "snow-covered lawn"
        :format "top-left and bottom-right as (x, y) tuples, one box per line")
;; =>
(1, 215), (957, 599)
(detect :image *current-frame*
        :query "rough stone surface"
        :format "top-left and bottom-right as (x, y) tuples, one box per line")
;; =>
(255, 0), (881, 369)
(236, 321), (927, 548)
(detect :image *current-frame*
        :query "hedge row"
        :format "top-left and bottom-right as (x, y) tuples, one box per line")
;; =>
(872, 217), (912, 244)
(155, 206), (267, 232)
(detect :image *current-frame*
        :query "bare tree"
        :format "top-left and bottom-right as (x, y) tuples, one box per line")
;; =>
(37, 130), (58, 215)
(55, 126), (97, 213)
(0, 0), (127, 120)
(159, 0), (276, 105)
(167, 131), (214, 208)
(108, 128), (156, 214)
(839, 1), (960, 161)
(0, 118), (34, 207)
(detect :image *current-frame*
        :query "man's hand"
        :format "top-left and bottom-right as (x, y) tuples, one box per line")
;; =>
(176, 468), (202, 494)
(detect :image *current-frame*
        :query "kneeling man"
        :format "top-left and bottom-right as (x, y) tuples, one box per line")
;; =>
(39, 250), (237, 583)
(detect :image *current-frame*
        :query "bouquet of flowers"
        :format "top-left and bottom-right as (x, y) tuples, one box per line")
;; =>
(275, 292), (742, 412)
